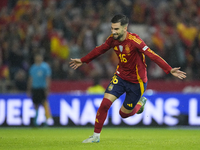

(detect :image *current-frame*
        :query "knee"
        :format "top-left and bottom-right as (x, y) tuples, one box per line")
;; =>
(99, 98), (112, 111)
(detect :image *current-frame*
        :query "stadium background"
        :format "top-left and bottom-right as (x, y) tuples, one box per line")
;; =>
(0, 0), (200, 127)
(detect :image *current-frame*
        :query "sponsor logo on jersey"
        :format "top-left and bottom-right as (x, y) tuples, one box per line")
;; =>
(142, 46), (149, 51)
(114, 46), (118, 51)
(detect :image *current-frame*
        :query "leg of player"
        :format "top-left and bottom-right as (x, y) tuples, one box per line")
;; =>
(136, 97), (147, 114)
(119, 81), (148, 118)
(33, 104), (39, 126)
(43, 100), (54, 126)
(82, 93), (117, 143)
(119, 97), (147, 118)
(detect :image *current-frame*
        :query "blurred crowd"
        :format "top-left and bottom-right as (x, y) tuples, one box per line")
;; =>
(0, 0), (199, 92)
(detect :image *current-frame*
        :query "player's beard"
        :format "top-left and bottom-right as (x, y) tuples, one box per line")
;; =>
(113, 31), (124, 40)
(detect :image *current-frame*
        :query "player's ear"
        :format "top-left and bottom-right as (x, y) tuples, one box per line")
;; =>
(124, 25), (128, 31)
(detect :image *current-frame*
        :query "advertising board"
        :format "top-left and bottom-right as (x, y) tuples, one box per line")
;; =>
(0, 93), (199, 126)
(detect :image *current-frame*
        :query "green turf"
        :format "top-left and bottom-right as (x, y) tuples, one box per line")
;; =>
(0, 127), (199, 150)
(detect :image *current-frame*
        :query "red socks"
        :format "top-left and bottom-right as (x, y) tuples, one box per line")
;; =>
(119, 103), (142, 118)
(94, 99), (142, 133)
(94, 98), (112, 133)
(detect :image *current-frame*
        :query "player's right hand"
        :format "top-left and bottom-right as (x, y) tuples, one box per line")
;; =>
(69, 58), (83, 70)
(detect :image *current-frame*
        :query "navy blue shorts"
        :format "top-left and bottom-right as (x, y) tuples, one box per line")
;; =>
(105, 74), (147, 110)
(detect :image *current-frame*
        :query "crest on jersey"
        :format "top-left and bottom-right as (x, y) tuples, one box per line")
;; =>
(119, 45), (123, 52)
(108, 84), (114, 91)
(125, 45), (130, 54)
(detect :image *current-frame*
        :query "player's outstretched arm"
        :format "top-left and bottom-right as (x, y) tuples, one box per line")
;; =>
(170, 67), (186, 80)
(69, 58), (83, 70)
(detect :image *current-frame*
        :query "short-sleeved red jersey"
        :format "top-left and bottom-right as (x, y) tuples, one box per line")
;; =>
(81, 32), (172, 84)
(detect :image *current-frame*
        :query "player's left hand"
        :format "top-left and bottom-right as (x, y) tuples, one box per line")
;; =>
(170, 67), (186, 80)
(69, 58), (83, 70)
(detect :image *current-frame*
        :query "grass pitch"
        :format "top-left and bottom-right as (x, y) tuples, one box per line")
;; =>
(0, 127), (199, 150)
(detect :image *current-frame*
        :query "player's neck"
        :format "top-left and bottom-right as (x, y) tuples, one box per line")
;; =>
(35, 62), (42, 65)
(118, 31), (127, 42)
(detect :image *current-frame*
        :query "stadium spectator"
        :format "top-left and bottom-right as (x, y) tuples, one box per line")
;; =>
(13, 69), (27, 92)
(8, 39), (24, 80)
(87, 76), (105, 94)
(0, 0), (199, 93)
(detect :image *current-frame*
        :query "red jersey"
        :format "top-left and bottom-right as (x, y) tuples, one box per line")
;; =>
(81, 32), (172, 84)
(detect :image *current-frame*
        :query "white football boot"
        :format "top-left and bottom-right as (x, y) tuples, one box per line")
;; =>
(137, 97), (147, 114)
(82, 135), (100, 143)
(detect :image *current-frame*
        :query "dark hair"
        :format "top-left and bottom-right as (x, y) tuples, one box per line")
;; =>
(111, 14), (129, 26)
(34, 53), (43, 59)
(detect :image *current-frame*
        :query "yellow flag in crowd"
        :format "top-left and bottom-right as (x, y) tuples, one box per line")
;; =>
(50, 34), (69, 60)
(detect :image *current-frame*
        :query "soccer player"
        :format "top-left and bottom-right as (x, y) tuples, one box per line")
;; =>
(69, 14), (186, 143)
(27, 53), (54, 126)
